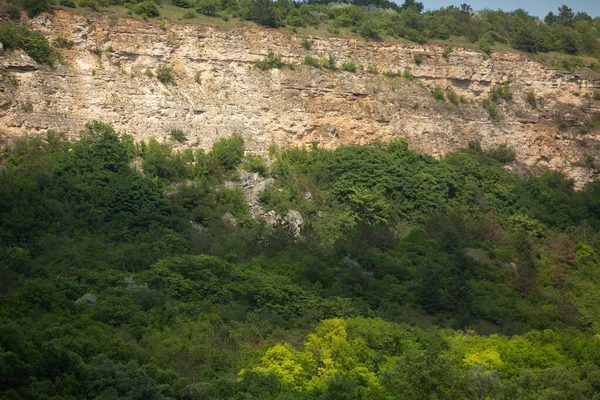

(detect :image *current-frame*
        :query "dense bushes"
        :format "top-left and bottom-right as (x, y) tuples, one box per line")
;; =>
(0, 22), (53, 64)
(2, 121), (600, 399)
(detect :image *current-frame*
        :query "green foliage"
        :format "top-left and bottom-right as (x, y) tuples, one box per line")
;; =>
(196, 0), (221, 16)
(3, 120), (600, 400)
(59, 1), (600, 58)
(0, 22), (53, 64)
(446, 88), (464, 105)
(134, 1), (160, 18)
(79, 0), (99, 11)
(304, 54), (322, 68)
(195, 71), (202, 84)
(367, 64), (378, 74)
(340, 61), (357, 73)
(414, 53), (424, 65)
(302, 38), (312, 50)
(254, 49), (285, 70)
(592, 90), (600, 101)
(170, 128), (186, 143)
(155, 64), (174, 84)
(324, 53), (336, 70)
(525, 91), (537, 108)
(431, 85), (445, 101)
(21, 0), (51, 17)
(248, 0), (279, 28)
(402, 68), (413, 80)
(483, 83), (512, 119)
(53, 37), (75, 49)
(243, 155), (268, 176)
(211, 132), (245, 169)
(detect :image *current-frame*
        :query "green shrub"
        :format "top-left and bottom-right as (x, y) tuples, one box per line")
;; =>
(325, 54), (336, 70)
(593, 91), (600, 101)
(403, 68), (413, 80)
(248, 0), (279, 28)
(304, 54), (322, 68)
(172, 0), (193, 8)
(183, 10), (196, 19)
(302, 38), (312, 50)
(367, 65), (378, 74)
(196, 0), (220, 16)
(22, 0), (51, 17)
(211, 133), (244, 169)
(592, 113), (600, 129)
(0, 22), (53, 64)
(525, 92), (537, 108)
(7, 4), (21, 20)
(254, 50), (285, 70)
(414, 53), (424, 66)
(442, 46), (452, 60)
(358, 19), (382, 41)
(156, 65), (174, 84)
(195, 71), (202, 84)
(483, 99), (498, 118)
(446, 89), (464, 105)
(340, 62), (357, 73)
(431, 85), (445, 101)
(489, 84), (512, 102)
(134, 1), (160, 17)
(0, 70), (19, 88)
(243, 155), (268, 176)
(170, 129), (187, 143)
(79, 0), (98, 10)
(479, 39), (492, 55)
(60, 0), (76, 7)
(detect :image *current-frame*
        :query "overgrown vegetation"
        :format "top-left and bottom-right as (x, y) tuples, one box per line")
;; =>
(483, 83), (512, 118)
(170, 128), (186, 143)
(2, 121), (600, 399)
(4, 1), (600, 60)
(254, 49), (285, 70)
(526, 91), (538, 108)
(155, 64), (174, 84)
(340, 61), (357, 72)
(0, 22), (53, 64)
(431, 85), (445, 100)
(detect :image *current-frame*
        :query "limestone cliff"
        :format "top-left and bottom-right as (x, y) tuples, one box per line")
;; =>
(1, 10), (600, 186)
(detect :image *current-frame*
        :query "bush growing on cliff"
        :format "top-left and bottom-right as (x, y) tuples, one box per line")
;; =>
(211, 132), (245, 169)
(156, 65), (174, 84)
(526, 91), (537, 108)
(431, 85), (445, 101)
(133, 1), (159, 18)
(341, 61), (357, 73)
(243, 155), (268, 176)
(0, 22), (53, 64)
(21, 0), (51, 17)
(254, 50), (285, 70)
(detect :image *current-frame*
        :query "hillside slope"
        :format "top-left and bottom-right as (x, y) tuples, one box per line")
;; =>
(1, 10), (600, 186)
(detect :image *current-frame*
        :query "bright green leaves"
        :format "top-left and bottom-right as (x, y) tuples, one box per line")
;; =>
(245, 318), (379, 392)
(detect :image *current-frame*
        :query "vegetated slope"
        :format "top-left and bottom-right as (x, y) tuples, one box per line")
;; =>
(1, 121), (600, 399)
(0, 10), (599, 188)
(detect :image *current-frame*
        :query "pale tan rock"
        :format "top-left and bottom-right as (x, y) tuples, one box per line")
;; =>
(1, 10), (599, 187)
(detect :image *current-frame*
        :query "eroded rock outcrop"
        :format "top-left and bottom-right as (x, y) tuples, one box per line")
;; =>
(1, 10), (600, 186)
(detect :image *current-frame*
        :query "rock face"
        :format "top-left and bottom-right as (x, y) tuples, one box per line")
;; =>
(1, 11), (600, 186)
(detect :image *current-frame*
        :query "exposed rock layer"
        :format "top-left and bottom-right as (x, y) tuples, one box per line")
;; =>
(1, 11), (600, 186)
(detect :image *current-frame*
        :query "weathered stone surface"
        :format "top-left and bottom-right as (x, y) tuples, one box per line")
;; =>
(1, 11), (600, 187)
